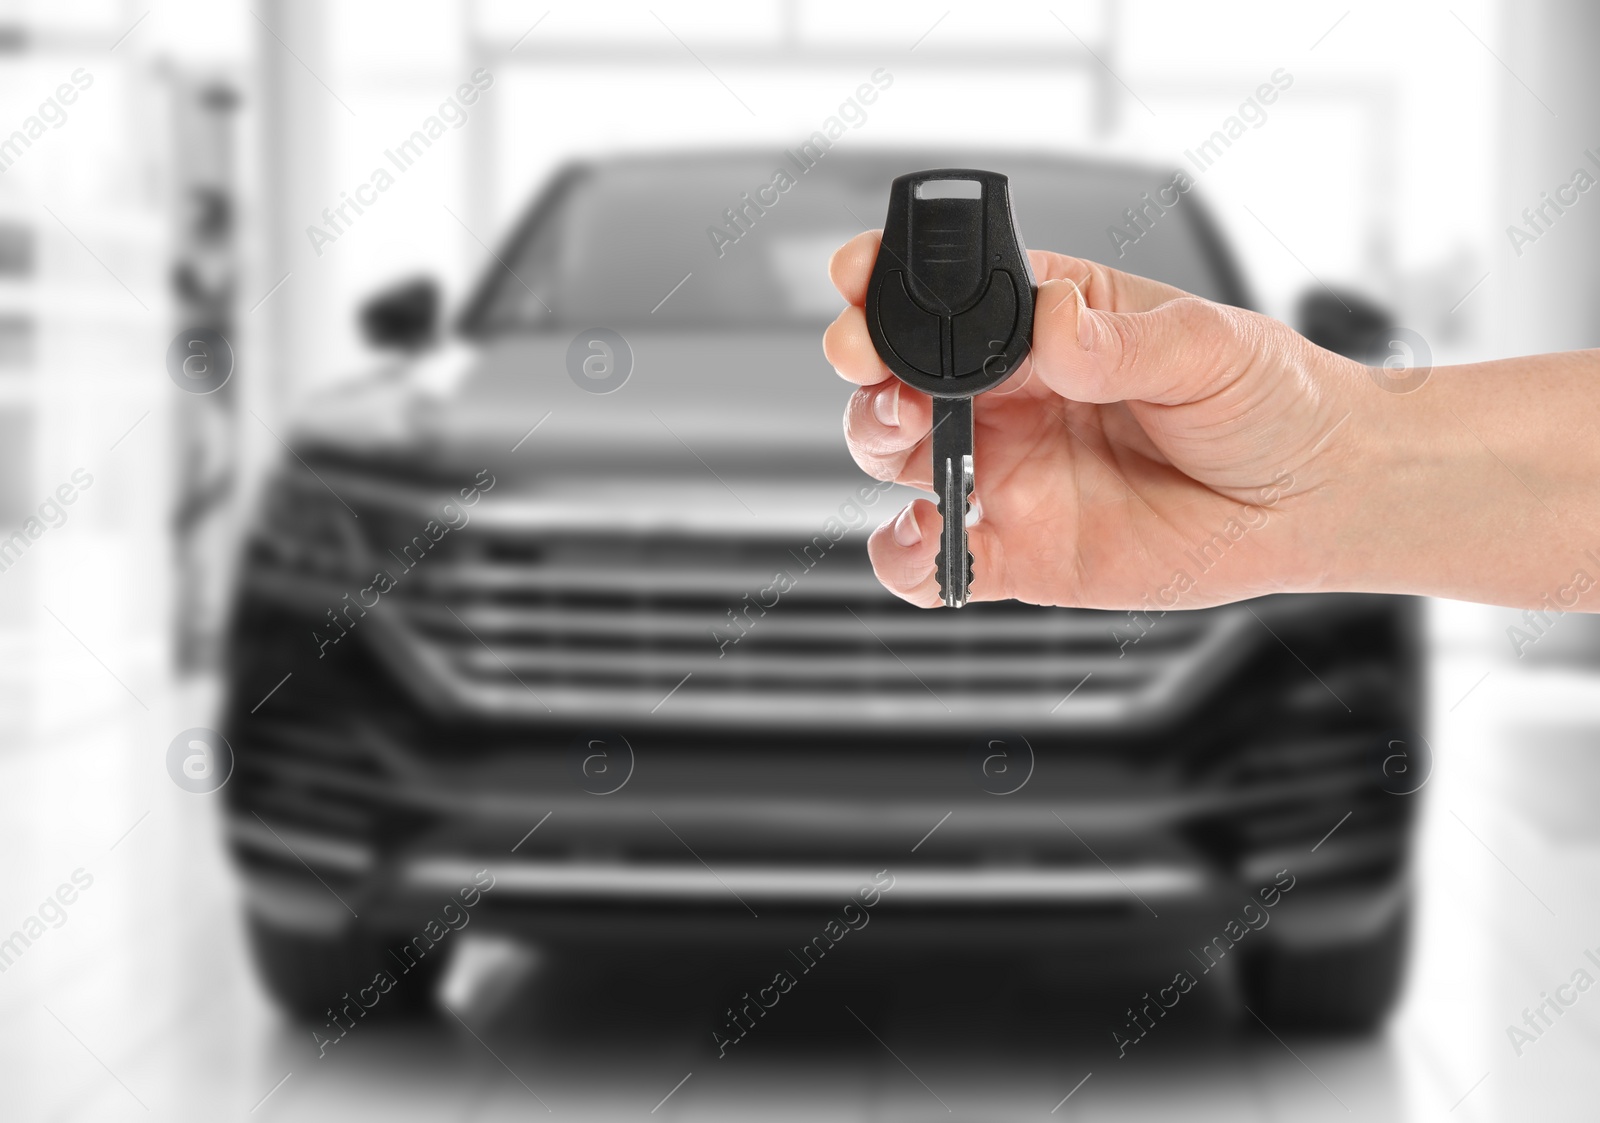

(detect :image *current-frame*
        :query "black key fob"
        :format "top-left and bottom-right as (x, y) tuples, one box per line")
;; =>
(865, 169), (1036, 398)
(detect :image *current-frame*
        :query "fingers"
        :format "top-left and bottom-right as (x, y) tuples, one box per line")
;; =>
(843, 379), (934, 482)
(1027, 251), (1193, 313)
(823, 304), (894, 387)
(867, 501), (945, 607)
(829, 230), (881, 307)
(867, 501), (1006, 608)
(1030, 282), (1259, 406)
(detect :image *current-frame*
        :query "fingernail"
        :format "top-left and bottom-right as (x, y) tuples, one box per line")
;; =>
(965, 493), (983, 528)
(892, 504), (922, 547)
(873, 381), (901, 427)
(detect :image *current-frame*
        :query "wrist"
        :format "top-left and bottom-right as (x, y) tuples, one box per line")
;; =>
(1310, 361), (1455, 596)
(1312, 353), (1595, 606)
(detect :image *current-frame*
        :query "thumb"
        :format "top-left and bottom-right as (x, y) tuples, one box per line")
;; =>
(1030, 277), (1256, 406)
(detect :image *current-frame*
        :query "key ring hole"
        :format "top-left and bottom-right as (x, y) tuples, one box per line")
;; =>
(914, 179), (982, 200)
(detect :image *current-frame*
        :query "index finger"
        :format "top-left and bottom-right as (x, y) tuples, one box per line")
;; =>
(828, 230), (882, 307)
(828, 231), (1194, 314)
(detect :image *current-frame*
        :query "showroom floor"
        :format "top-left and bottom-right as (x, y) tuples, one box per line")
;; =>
(2, 604), (1598, 1122)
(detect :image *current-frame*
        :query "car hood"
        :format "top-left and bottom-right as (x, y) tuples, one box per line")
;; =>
(291, 330), (859, 483)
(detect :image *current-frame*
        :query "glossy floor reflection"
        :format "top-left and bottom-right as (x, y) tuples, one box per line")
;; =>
(2, 605), (1598, 1121)
(255, 947), (1405, 1122)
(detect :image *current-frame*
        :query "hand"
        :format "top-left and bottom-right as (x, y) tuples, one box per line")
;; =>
(822, 231), (1366, 610)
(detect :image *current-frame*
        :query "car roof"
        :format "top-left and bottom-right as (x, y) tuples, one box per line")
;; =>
(585, 146), (1188, 195)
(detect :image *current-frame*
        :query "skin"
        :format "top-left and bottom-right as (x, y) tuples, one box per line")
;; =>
(824, 231), (1600, 612)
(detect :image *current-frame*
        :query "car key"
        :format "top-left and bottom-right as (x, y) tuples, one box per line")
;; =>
(864, 170), (1036, 607)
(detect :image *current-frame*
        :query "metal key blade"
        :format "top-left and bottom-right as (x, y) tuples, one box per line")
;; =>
(932, 396), (974, 608)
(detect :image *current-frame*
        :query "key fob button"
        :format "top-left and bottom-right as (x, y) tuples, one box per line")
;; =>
(874, 271), (943, 377)
(950, 270), (1019, 378)
(907, 196), (985, 311)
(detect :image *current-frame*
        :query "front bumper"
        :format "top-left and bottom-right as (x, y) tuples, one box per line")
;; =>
(220, 543), (1424, 955)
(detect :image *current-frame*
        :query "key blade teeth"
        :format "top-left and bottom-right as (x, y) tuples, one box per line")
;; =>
(932, 546), (973, 609)
(934, 552), (962, 608)
(934, 473), (975, 609)
(931, 399), (975, 609)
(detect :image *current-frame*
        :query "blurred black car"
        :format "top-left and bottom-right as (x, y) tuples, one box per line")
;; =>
(221, 150), (1423, 1032)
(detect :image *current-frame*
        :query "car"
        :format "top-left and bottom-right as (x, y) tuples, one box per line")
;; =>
(221, 149), (1424, 1033)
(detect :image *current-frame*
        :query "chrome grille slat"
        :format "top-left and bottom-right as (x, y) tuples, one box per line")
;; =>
(444, 644), (1159, 682)
(403, 858), (1208, 904)
(421, 561), (897, 598)
(431, 681), (1146, 724)
(406, 599), (1203, 644)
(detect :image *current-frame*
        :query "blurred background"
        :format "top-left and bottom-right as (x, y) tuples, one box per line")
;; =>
(3, 1), (1600, 1120)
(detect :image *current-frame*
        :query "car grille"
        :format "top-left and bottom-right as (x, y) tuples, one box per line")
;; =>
(250, 471), (1266, 729)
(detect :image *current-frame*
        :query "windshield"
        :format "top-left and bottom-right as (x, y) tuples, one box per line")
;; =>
(465, 153), (1246, 333)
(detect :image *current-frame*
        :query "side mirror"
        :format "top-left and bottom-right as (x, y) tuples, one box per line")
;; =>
(359, 277), (439, 352)
(1295, 288), (1394, 363)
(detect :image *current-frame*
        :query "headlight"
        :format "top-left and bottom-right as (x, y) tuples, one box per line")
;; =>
(251, 472), (365, 579)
